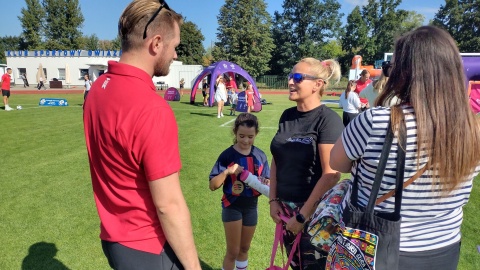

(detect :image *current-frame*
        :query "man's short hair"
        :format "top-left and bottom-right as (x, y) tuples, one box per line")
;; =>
(7, 68), (11, 71)
(118, 0), (183, 52)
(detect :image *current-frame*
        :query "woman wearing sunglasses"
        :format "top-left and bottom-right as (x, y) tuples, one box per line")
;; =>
(339, 80), (361, 126)
(269, 58), (344, 269)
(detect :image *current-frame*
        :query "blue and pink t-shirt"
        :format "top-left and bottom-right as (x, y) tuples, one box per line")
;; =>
(209, 145), (270, 208)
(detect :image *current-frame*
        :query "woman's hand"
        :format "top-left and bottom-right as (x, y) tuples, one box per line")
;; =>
(258, 176), (270, 186)
(285, 216), (304, 235)
(270, 201), (284, 224)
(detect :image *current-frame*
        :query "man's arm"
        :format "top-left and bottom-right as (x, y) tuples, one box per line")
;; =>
(149, 172), (201, 270)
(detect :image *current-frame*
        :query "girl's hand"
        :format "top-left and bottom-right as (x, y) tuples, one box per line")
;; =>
(286, 216), (304, 235)
(269, 201), (284, 224)
(225, 164), (243, 176)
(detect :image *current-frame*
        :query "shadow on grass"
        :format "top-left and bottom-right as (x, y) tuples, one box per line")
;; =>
(22, 242), (70, 270)
(190, 112), (217, 117)
(200, 259), (221, 270)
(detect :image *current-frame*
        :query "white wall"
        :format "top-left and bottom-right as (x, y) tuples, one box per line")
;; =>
(6, 50), (204, 88)
(153, 63), (204, 89)
(6, 56), (118, 86)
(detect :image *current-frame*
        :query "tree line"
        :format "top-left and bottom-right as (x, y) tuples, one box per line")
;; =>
(1, 0), (479, 78)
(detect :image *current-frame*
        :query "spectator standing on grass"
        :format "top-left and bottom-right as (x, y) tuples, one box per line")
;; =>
(246, 84), (255, 113)
(1, 68), (14, 111)
(209, 113), (270, 270)
(202, 78), (209, 106)
(230, 90), (238, 116)
(339, 80), (361, 127)
(330, 26), (480, 270)
(269, 58), (343, 269)
(83, 0), (201, 269)
(83, 74), (92, 101)
(179, 78), (185, 97)
(215, 75), (227, 118)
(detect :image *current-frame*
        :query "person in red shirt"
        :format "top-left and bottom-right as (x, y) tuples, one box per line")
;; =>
(355, 69), (372, 109)
(246, 84), (255, 113)
(83, 1), (201, 269)
(1, 68), (14, 111)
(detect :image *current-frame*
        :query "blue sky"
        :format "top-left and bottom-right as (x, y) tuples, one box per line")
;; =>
(0, 0), (443, 49)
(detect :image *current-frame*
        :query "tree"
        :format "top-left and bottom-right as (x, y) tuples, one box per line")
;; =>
(80, 34), (99, 50)
(341, 6), (368, 55)
(98, 37), (121, 51)
(18, 0), (45, 50)
(269, 0), (343, 75)
(433, 0), (480, 52)
(397, 11), (425, 34)
(340, 0), (410, 67)
(213, 0), (275, 78)
(202, 45), (215, 67)
(42, 0), (84, 50)
(0, 36), (23, 63)
(177, 21), (205, 65)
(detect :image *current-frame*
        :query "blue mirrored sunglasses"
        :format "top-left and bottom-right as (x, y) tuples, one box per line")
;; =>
(288, 73), (322, 84)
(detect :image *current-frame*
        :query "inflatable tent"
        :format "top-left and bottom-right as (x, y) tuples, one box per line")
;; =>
(190, 61), (260, 107)
(163, 87), (181, 101)
(463, 55), (480, 114)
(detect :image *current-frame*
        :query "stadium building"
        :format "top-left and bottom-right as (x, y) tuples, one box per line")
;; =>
(5, 49), (202, 89)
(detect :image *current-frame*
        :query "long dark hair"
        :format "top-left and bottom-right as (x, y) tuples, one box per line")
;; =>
(377, 26), (480, 193)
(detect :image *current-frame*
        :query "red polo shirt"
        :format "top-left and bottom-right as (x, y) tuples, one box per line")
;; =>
(83, 61), (181, 254)
(1, 73), (11, 90)
(355, 78), (372, 104)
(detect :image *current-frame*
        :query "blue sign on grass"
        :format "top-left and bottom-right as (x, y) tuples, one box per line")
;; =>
(39, 98), (68, 106)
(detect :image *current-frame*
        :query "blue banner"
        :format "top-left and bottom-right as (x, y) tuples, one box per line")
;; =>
(39, 98), (68, 106)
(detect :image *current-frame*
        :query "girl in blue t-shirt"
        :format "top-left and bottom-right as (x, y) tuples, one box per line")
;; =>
(209, 113), (270, 270)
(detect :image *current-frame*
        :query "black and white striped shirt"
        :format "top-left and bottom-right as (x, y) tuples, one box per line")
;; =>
(341, 105), (479, 252)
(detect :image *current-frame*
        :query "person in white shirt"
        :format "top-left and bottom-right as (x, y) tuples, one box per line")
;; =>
(339, 80), (362, 126)
(83, 74), (92, 101)
(215, 75), (227, 118)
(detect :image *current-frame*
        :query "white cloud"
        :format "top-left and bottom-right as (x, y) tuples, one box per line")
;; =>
(415, 7), (439, 14)
(344, 0), (369, 7)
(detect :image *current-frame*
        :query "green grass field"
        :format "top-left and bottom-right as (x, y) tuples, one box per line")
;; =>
(1, 92), (479, 269)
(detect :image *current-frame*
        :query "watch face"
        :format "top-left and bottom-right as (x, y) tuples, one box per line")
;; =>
(296, 213), (305, 223)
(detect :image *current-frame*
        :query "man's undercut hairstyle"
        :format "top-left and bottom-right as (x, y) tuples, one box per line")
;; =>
(118, 0), (183, 52)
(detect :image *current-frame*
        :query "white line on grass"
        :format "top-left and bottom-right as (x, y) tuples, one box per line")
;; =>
(220, 118), (235, 127)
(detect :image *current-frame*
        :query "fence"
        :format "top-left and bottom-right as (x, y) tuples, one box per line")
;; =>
(255, 75), (288, 89)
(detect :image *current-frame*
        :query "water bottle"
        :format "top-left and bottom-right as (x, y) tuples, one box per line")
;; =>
(238, 170), (269, 196)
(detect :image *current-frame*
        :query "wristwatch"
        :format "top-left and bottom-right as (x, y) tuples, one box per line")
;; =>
(295, 213), (306, 224)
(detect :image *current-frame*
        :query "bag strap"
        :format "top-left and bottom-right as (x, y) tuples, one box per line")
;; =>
(392, 118), (407, 216)
(365, 121), (395, 211)
(375, 165), (427, 205)
(366, 111), (408, 213)
(269, 215), (302, 270)
(269, 220), (284, 267)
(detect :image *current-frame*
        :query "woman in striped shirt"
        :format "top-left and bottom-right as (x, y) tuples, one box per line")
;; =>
(330, 26), (480, 270)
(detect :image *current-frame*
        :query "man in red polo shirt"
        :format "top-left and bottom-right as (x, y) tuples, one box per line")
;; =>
(83, 1), (201, 269)
(1, 68), (14, 111)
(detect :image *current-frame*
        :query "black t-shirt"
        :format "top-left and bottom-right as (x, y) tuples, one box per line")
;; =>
(270, 105), (343, 202)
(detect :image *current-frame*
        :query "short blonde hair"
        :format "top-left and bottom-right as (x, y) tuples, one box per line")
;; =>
(298, 58), (341, 96)
(118, 0), (183, 52)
